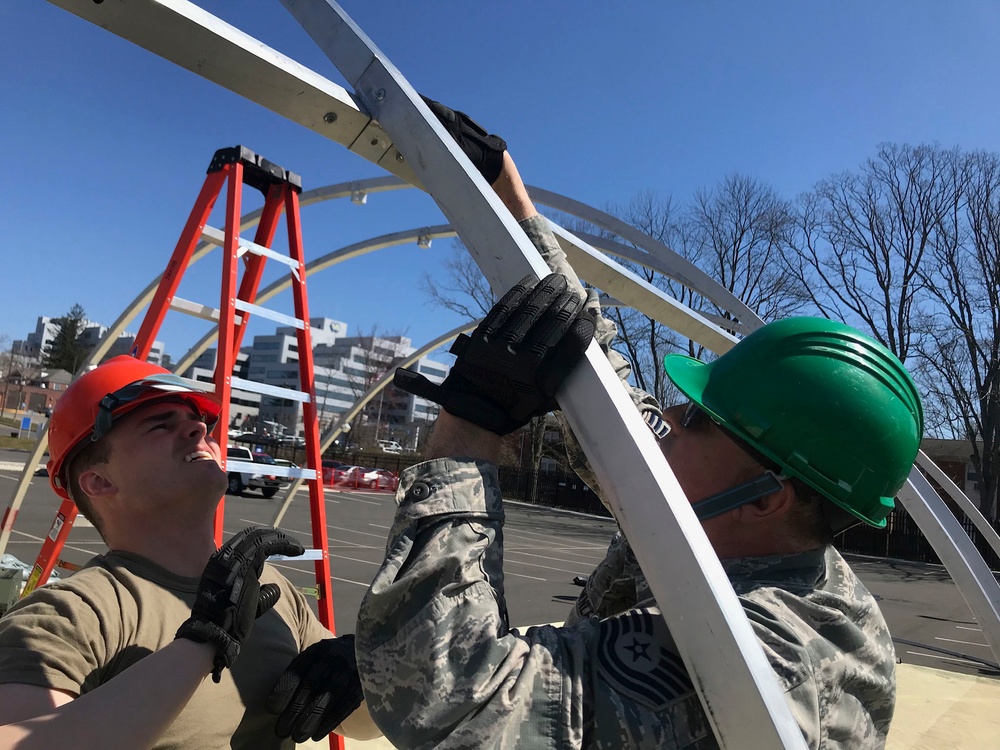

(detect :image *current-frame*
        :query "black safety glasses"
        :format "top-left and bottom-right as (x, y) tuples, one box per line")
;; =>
(680, 402), (783, 475)
(93, 374), (218, 442)
(677, 402), (788, 520)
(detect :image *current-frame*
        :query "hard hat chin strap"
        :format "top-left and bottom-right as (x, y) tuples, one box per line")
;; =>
(691, 471), (786, 521)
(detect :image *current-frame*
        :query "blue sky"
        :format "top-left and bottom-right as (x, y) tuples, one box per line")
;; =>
(4, 1), (1000, 363)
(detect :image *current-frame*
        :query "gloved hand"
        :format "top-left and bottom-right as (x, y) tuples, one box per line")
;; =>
(421, 95), (507, 184)
(395, 273), (597, 435)
(267, 634), (364, 742)
(175, 526), (304, 682)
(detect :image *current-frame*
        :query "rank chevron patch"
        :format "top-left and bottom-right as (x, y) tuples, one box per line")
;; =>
(596, 609), (694, 709)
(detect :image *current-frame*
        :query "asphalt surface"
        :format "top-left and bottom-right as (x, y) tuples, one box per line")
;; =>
(1, 449), (997, 681)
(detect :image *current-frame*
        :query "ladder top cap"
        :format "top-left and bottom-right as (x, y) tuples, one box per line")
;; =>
(208, 145), (303, 193)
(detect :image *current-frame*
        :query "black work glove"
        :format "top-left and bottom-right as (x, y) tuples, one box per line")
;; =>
(395, 273), (597, 435)
(176, 526), (304, 682)
(267, 634), (364, 742)
(421, 95), (507, 184)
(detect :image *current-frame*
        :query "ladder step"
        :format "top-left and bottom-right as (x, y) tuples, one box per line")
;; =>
(230, 376), (311, 403)
(155, 376), (227, 400)
(234, 299), (305, 329)
(226, 460), (317, 481)
(283, 466), (319, 481)
(270, 548), (325, 562)
(201, 225), (300, 270)
(170, 296), (244, 325)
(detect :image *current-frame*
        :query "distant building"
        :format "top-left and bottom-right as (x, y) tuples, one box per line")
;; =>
(180, 349), (261, 431)
(0, 368), (72, 415)
(10, 313), (449, 450)
(244, 319), (448, 443)
(12, 317), (64, 361)
(13, 316), (166, 367)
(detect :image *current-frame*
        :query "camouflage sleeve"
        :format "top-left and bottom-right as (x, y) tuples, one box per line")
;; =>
(354, 459), (716, 750)
(564, 531), (653, 627)
(519, 215), (661, 625)
(518, 215), (667, 510)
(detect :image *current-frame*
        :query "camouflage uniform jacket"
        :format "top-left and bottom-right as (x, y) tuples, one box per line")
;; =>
(355, 458), (896, 749)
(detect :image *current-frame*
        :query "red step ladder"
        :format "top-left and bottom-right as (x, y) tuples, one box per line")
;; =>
(25, 147), (342, 745)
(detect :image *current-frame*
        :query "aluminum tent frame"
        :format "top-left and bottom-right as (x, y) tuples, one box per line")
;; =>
(9, 0), (998, 746)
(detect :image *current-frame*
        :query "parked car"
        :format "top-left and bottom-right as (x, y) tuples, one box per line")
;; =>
(361, 467), (399, 490)
(272, 458), (299, 487)
(329, 464), (371, 487)
(321, 459), (347, 485)
(338, 465), (366, 486)
(226, 446), (281, 498)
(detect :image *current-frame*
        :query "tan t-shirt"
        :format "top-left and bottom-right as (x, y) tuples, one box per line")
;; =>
(0, 551), (331, 750)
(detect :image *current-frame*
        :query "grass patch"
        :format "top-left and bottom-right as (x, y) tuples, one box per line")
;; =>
(0, 436), (41, 452)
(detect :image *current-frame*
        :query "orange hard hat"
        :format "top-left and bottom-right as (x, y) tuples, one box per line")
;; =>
(47, 356), (222, 501)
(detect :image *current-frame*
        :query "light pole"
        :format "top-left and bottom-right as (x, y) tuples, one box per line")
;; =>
(373, 389), (384, 444)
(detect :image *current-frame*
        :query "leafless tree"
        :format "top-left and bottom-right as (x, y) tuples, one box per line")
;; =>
(591, 190), (693, 407)
(589, 179), (803, 407)
(687, 174), (805, 324)
(420, 239), (496, 319)
(791, 142), (1000, 517)
(914, 149), (1000, 518)
(789, 143), (961, 362)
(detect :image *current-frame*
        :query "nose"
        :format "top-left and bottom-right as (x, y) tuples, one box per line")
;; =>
(184, 414), (209, 439)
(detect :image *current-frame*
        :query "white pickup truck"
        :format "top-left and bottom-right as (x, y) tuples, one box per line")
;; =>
(226, 445), (282, 498)
(376, 439), (404, 454)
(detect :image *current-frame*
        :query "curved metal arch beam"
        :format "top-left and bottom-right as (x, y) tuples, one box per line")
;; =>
(915, 451), (1000, 561)
(550, 224), (738, 354)
(175, 226), (744, 375)
(569, 230), (756, 337)
(270, 320), (478, 527)
(528, 187), (763, 328)
(296, 175), (764, 329)
(900, 470), (1000, 662)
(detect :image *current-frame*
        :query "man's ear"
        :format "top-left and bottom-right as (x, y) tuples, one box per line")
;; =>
(77, 467), (116, 499)
(739, 479), (797, 521)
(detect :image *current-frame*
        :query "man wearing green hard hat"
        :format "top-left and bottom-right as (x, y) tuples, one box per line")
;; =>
(351, 99), (922, 748)
(661, 316), (923, 532)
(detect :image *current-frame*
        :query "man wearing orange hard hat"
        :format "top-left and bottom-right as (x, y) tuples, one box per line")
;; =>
(0, 356), (371, 748)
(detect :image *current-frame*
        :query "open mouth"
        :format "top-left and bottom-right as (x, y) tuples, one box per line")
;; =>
(184, 450), (217, 464)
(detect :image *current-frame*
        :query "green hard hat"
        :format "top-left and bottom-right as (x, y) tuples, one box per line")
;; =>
(663, 317), (923, 528)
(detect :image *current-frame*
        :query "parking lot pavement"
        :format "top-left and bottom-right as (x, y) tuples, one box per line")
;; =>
(236, 485), (617, 633)
(2, 461), (997, 680)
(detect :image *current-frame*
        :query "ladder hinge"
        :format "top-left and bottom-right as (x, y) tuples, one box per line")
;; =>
(207, 145), (303, 195)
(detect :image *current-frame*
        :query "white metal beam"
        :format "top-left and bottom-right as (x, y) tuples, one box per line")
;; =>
(279, 0), (805, 746)
(898, 469), (1000, 662)
(530, 187), (763, 330)
(915, 450), (1000, 562)
(46, 0), (421, 186)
